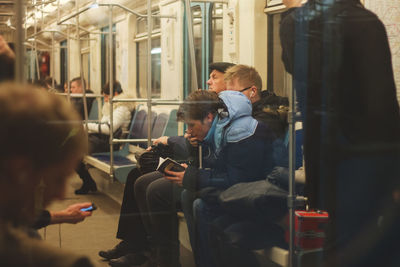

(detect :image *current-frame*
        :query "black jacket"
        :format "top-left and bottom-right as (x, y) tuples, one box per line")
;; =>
(280, 0), (400, 208)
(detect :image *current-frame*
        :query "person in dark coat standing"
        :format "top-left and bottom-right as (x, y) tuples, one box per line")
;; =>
(280, 0), (400, 266)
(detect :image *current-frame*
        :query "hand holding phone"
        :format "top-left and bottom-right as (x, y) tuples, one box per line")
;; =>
(80, 203), (97, 212)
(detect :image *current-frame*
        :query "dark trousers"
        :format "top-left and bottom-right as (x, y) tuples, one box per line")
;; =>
(116, 170), (183, 267)
(77, 133), (118, 185)
(115, 168), (149, 251)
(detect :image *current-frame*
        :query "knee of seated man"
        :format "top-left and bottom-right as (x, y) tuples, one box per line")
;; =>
(193, 198), (211, 219)
(134, 171), (162, 194)
(146, 178), (175, 206)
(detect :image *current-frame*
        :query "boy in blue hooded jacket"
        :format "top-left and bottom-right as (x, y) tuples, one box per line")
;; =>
(165, 90), (276, 267)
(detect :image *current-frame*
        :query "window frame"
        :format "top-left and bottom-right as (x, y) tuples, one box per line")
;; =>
(265, 4), (292, 97)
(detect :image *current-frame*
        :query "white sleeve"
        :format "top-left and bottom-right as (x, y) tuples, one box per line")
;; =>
(87, 106), (130, 135)
(111, 106), (131, 131)
(87, 121), (110, 134)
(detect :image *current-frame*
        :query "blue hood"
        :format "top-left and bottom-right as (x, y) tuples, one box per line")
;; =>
(219, 90), (253, 121)
(211, 91), (258, 154)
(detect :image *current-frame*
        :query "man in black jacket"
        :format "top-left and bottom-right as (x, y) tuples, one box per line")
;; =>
(68, 77), (94, 121)
(280, 1), (400, 266)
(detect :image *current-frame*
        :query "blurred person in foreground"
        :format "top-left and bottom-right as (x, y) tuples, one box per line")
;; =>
(0, 35), (94, 229)
(0, 82), (94, 267)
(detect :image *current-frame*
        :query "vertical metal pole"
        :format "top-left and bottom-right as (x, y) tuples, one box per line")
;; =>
(76, 1), (89, 130)
(108, 5), (115, 180)
(184, 0), (198, 92)
(198, 145), (203, 169)
(146, 0), (152, 148)
(57, 0), (61, 24)
(34, 11), (41, 81)
(15, 0), (25, 82)
(67, 26), (71, 101)
(51, 32), (55, 88)
(288, 81), (296, 267)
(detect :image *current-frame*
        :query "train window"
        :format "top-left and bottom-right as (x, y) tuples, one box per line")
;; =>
(136, 10), (161, 35)
(135, 9), (162, 99)
(184, 3), (223, 96)
(60, 40), (67, 87)
(267, 11), (291, 97)
(101, 25), (116, 88)
(192, 5), (203, 91)
(27, 50), (36, 82)
(81, 34), (90, 89)
(210, 3), (223, 63)
(136, 37), (161, 98)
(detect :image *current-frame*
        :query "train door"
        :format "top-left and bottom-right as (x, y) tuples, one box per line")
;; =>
(183, 2), (223, 97)
(81, 33), (90, 89)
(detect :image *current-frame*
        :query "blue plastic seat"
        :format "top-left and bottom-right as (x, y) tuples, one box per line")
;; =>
(85, 106), (179, 183)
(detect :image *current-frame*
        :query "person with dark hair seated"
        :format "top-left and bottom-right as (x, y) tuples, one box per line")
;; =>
(67, 77), (94, 120)
(75, 81), (135, 194)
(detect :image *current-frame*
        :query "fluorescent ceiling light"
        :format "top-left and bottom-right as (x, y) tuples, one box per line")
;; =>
(59, 0), (71, 5)
(151, 47), (161, 54)
(43, 4), (57, 13)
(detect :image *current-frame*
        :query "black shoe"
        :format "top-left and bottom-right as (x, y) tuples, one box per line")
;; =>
(99, 241), (135, 260)
(75, 182), (97, 195)
(108, 253), (148, 267)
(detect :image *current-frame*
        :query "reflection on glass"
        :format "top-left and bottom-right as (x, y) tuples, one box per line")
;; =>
(268, 13), (288, 97)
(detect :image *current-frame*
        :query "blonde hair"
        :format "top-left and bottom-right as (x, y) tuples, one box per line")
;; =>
(0, 82), (87, 172)
(224, 64), (262, 95)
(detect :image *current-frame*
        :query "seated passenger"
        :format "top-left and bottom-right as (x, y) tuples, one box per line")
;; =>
(177, 89), (276, 267)
(224, 64), (289, 139)
(98, 62), (235, 266)
(102, 90), (275, 267)
(181, 65), (288, 267)
(75, 81), (135, 194)
(67, 77), (94, 120)
(0, 82), (94, 267)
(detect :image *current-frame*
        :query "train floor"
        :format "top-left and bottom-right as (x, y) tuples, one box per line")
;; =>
(38, 170), (195, 267)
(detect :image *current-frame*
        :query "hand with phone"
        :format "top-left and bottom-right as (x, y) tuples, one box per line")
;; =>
(80, 203), (97, 212)
(49, 202), (94, 224)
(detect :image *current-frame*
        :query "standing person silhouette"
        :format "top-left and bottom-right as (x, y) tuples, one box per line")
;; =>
(280, 0), (400, 266)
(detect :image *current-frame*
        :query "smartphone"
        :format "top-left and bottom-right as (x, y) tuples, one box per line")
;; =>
(80, 203), (97, 212)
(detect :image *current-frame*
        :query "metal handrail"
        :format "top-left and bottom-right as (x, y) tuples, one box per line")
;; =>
(14, 0), (25, 82)
(57, 2), (176, 25)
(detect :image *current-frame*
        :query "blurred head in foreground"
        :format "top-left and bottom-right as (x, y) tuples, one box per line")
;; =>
(0, 82), (87, 225)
